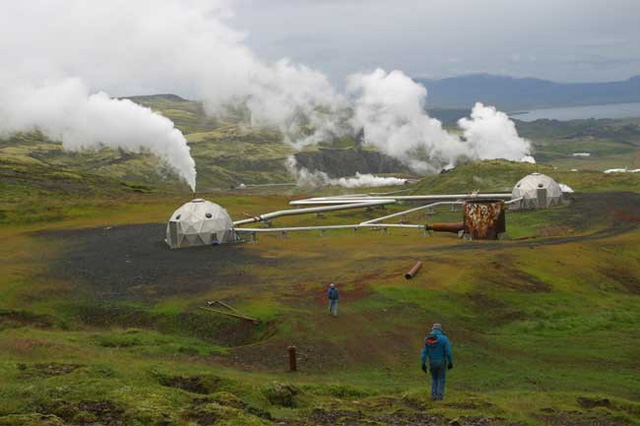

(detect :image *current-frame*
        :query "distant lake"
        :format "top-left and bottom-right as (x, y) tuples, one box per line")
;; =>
(511, 102), (640, 121)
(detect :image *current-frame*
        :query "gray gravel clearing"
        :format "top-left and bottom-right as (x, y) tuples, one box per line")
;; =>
(40, 223), (258, 300)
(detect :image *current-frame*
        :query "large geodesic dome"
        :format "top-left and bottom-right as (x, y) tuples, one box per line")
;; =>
(512, 173), (563, 208)
(165, 199), (234, 249)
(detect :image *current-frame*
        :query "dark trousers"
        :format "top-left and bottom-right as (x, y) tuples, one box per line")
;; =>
(429, 361), (446, 400)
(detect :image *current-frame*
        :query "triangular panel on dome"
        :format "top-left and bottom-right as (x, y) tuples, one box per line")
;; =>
(511, 173), (566, 209)
(165, 199), (235, 249)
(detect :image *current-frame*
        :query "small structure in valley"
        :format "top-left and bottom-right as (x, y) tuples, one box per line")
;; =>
(165, 199), (235, 249)
(511, 173), (565, 209)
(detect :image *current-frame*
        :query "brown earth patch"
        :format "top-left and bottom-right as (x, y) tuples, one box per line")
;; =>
(484, 262), (552, 293)
(536, 410), (629, 426)
(285, 408), (517, 426)
(466, 293), (526, 326)
(614, 210), (640, 223)
(182, 394), (273, 425)
(577, 397), (612, 409)
(0, 413), (66, 426)
(537, 225), (576, 237)
(309, 273), (378, 306)
(214, 339), (344, 372)
(0, 310), (58, 330)
(599, 267), (640, 294)
(445, 400), (495, 410)
(75, 305), (261, 346)
(157, 373), (223, 395)
(36, 399), (127, 426)
(0, 337), (58, 355)
(17, 362), (83, 378)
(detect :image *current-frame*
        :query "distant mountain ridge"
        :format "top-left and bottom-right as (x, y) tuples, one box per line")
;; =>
(417, 74), (640, 111)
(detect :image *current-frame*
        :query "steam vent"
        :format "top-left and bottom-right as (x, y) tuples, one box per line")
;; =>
(165, 199), (234, 249)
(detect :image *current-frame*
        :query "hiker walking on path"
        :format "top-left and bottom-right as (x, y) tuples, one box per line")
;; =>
(420, 323), (453, 401)
(327, 283), (339, 317)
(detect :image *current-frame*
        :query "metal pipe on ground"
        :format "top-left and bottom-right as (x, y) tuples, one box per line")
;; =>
(405, 261), (423, 279)
(234, 223), (425, 234)
(289, 193), (512, 206)
(360, 201), (463, 225)
(198, 307), (260, 323)
(426, 222), (465, 233)
(233, 200), (394, 226)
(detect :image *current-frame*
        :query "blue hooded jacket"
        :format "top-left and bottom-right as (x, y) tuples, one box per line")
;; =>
(328, 287), (339, 300)
(421, 329), (453, 365)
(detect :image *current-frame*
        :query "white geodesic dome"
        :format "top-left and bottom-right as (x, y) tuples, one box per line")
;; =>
(512, 173), (563, 208)
(165, 199), (234, 249)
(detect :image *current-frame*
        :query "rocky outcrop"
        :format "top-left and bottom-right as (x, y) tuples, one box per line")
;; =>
(294, 148), (410, 178)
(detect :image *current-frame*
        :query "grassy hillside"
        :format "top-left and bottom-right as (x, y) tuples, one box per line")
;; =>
(2, 94), (640, 198)
(1, 153), (640, 425)
(411, 159), (640, 195)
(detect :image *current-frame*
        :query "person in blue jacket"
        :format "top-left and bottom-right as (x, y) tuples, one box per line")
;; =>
(420, 323), (453, 400)
(327, 283), (339, 317)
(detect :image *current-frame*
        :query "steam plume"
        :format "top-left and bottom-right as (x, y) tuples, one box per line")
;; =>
(459, 102), (533, 163)
(0, 79), (196, 190)
(1, 0), (533, 188)
(347, 70), (533, 171)
(285, 156), (406, 188)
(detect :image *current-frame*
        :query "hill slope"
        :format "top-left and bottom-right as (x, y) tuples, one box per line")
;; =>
(411, 159), (640, 194)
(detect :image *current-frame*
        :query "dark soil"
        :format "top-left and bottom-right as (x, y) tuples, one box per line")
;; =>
(286, 408), (518, 426)
(577, 397), (612, 409)
(39, 224), (260, 301)
(74, 304), (260, 346)
(17, 362), (83, 378)
(465, 293), (526, 326)
(157, 374), (222, 395)
(294, 149), (411, 178)
(599, 267), (640, 294)
(36, 399), (127, 426)
(536, 411), (628, 426)
(0, 310), (58, 330)
(483, 262), (552, 293)
(264, 382), (299, 407)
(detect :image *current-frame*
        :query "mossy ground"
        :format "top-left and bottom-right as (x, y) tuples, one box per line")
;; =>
(1, 181), (639, 425)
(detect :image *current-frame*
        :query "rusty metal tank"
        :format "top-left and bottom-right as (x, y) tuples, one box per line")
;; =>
(463, 199), (506, 240)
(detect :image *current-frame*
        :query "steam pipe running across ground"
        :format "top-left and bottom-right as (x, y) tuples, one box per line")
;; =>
(234, 223), (425, 233)
(231, 199), (431, 236)
(231, 193), (510, 238)
(360, 201), (464, 225)
(232, 200), (395, 226)
(290, 193), (512, 206)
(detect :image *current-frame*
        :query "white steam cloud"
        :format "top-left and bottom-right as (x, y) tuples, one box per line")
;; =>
(285, 156), (406, 188)
(347, 69), (533, 172)
(0, 79), (196, 190)
(1, 0), (533, 189)
(459, 102), (533, 163)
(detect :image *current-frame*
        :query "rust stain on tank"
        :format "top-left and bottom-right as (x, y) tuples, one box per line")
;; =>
(463, 200), (505, 240)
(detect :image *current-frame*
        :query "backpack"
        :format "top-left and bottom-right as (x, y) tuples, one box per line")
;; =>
(425, 332), (439, 346)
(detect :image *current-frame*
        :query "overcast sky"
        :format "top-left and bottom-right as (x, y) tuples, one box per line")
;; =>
(231, 0), (640, 83)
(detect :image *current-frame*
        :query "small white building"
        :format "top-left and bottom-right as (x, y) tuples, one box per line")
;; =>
(511, 173), (565, 209)
(165, 199), (235, 249)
